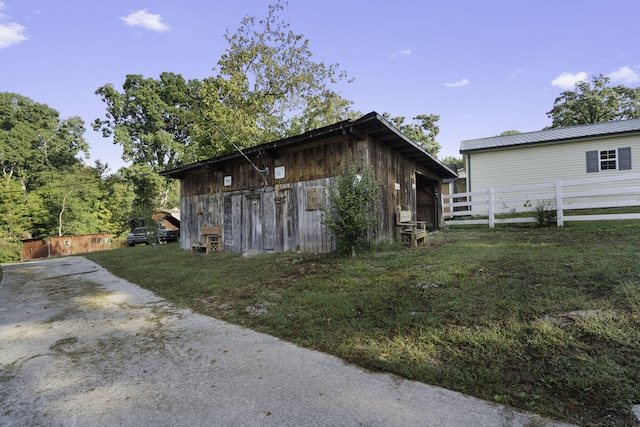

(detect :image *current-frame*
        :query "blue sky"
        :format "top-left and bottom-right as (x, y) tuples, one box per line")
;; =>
(2, 0), (639, 171)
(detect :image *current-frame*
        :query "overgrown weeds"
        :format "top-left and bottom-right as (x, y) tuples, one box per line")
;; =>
(85, 221), (640, 426)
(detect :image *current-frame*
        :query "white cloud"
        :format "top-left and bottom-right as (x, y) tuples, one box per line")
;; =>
(0, 1), (28, 49)
(390, 49), (412, 59)
(444, 78), (470, 88)
(607, 66), (640, 85)
(120, 9), (170, 32)
(551, 72), (588, 90)
(0, 22), (28, 48)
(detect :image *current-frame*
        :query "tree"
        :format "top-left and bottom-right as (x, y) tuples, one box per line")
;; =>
(0, 92), (89, 191)
(122, 164), (165, 211)
(547, 74), (640, 128)
(382, 113), (441, 155)
(287, 90), (360, 136)
(93, 73), (198, 209)
(0, 177), (47, 262)
(324, 165), (382, 257)
(499, 130), (521, 136)
(96, 168), (137, 236)
(93, 72), (198, 171)
(194, 1), (355, 158)
(36, 166), (105, 237)
(440, 155), (463, 170)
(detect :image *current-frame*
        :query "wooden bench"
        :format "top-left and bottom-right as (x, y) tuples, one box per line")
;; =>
(191, 225), (222, 253)
(396, 206), (427, 246)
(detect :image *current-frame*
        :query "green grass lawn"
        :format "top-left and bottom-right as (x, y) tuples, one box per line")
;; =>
(85, 221), (640, 426)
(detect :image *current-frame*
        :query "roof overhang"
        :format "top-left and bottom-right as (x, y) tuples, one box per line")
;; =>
(460, 118), (640, 154)
(161, 111), (457, 180)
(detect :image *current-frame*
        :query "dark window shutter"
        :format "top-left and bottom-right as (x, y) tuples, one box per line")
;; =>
(586, 150), (599, 173)
(618, 147), (632, 170)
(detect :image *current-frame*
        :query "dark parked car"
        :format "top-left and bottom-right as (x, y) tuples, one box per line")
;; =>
(127, 224), (179, 246)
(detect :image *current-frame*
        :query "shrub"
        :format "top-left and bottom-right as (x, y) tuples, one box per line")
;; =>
(532, 199), (556, 227)
(324, 165), (382, 256)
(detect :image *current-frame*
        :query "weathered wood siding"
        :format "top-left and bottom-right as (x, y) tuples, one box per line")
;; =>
(179, 134), (443, 253)
(21, 234), (112, 261)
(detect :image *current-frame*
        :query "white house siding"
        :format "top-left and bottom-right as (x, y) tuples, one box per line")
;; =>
(466, 134), (640, 209)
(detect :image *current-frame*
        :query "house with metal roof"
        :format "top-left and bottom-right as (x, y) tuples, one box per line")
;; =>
(460, 119), (640, 195)
(161, 112), (457, 254)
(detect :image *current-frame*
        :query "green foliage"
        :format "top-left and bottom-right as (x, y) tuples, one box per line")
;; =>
(0, 93), (106, 260)
(122, 164), (165, 211)
(324, 165), (382, 256)
(0, 92), (89, 190)
(93, 72), (199, 170)
(0, 177), (47, 262)
(547, 74), (640, 127)
(382, 113), (441, 155)
(531, 199), (557, 227)
(95, 169), (137, 236)
(287, 90), (361, 135)
(439, 155), (463, 170)
(35, 166), (106, 237)
(499, 130), (521, 135)
(193, 1), (355, 158)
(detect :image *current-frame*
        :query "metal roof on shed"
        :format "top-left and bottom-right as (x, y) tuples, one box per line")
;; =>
(460, 118), (640, 153)
(161, 112), (457, 180)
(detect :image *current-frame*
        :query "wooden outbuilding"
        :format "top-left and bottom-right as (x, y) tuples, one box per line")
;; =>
(21, 234), (111, 261)
(161, 112), (457, 254)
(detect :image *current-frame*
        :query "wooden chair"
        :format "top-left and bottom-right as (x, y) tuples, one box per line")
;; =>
(396, 206), (427, 246)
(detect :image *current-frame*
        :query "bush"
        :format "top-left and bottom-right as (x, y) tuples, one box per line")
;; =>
(324, 165), (382, 256)
(532, 199), (556, 227)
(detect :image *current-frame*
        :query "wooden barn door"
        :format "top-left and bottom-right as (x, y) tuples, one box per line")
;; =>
(244, 193), (262, 252)
(223, 194), (242, 252)
(222, 189), (278, 254)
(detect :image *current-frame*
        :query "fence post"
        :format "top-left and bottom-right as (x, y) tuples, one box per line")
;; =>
(488, 188), (495, 228)
(555, 180), (564, 227)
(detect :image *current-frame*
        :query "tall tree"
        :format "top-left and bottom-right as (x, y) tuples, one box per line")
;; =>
(194, 1), (355, 158)
(35, 166), (105, 237)
(93, 72), (198, 171)
(0, 92), (89, 190)
(547, 74), (640, 128)
(382, 113), (441, 155)
(0, 177), (47, 262)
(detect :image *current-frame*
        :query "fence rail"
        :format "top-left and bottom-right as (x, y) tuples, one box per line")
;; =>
(442, 173), (640, 227)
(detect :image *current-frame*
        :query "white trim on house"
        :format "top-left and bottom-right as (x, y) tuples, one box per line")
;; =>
(458, 120), (640, 217)
(464, 133), (638, 192)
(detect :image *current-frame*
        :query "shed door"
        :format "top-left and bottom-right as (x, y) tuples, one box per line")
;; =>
(416, 173), (439, 230)
(222, 189), (278, 253)
(244, 193), (262, 252)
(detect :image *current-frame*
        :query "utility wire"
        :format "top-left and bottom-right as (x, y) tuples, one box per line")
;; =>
(190, 93), (269, 187)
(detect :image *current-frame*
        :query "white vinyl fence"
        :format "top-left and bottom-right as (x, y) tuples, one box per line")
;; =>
(443, 173), (640, 227)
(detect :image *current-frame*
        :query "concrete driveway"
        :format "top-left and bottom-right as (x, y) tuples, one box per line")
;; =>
(0, 257), (573, 426)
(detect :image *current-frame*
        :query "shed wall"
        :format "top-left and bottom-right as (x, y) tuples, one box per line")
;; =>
(21, 234), (112, 261)
(179, 135), (444, 253)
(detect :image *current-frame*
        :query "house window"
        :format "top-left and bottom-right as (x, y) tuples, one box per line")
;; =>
(586, 147), (632, 173)
(599, 150), (617, 170)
